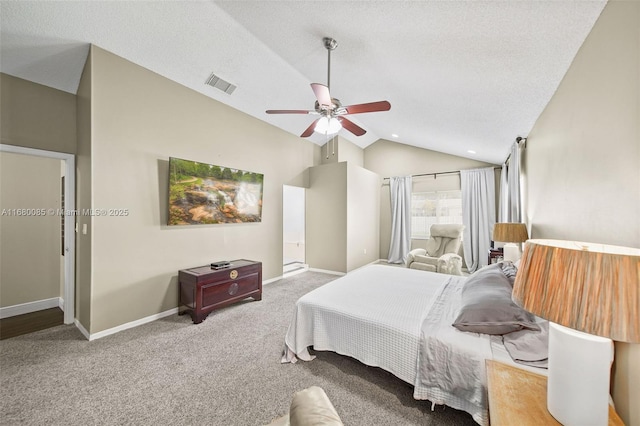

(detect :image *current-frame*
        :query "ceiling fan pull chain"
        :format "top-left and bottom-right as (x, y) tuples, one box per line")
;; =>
(325, 132), (330, 159)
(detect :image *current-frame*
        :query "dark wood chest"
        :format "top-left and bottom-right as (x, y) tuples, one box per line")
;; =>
(178, 259), (262, 324)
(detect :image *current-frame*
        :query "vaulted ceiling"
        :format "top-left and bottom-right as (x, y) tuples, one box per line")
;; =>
(0, 1), (607, 164)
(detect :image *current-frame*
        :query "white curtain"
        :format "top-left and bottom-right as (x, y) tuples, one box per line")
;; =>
(497, 141), (523, 223)
(388, 176), (412, 264)
(461, 167), (496, 273)
(507, 141), (522, 222)
(498, 161), (509, 222)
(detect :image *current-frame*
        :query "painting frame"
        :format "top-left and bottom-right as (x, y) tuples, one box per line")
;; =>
(168, 156), (264, 226)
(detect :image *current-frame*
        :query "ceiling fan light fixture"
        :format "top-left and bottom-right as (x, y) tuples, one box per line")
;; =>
(315, 116), (341, 135)
(265, 37), (390, 138)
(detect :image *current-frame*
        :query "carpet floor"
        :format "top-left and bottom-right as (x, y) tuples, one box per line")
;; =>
(0, 270), (476, 426)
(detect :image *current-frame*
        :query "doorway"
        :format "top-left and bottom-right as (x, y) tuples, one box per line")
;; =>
(282, 185), (306, 275)
(0, 144), (75, 325)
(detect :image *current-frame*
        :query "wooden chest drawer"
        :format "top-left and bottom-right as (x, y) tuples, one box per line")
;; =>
(201, 274), (260, 309)
(178, 259), (262, 324)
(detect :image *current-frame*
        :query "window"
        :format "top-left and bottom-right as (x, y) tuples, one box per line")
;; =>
(411, 190), (463, 239)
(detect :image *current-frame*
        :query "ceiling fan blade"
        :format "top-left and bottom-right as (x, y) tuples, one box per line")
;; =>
(341, 101), (391, 115)
(300, 118), (321, 138)
(311, 83), (332, 109)
(266, 109), (313, 114)
(337, 117), (366, 136)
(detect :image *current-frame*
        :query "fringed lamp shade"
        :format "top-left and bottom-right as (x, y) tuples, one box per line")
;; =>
(493, 223), (529, 243)
(512, 239), (640, 343)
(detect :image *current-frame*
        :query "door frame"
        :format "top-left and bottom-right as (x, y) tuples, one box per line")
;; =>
(0, 144), (76, 324)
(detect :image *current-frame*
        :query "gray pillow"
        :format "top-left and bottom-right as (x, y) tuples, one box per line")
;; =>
(452, 263), (539, 335)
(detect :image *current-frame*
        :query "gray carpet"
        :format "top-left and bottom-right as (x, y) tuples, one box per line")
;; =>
(0, 270), (476, 426)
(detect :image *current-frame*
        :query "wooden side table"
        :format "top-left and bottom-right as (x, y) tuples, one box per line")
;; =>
(488, 248), (504, 264)
(485, 360), (624, 426)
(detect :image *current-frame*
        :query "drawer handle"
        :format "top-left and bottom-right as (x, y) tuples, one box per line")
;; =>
(230, 270), (238, 279)
(228, 282), (239, 296)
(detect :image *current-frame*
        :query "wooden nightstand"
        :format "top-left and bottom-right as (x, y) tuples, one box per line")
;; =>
(485, 360), (624, 426)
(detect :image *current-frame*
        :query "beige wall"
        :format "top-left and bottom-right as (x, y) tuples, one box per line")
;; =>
(523, 1), (639, 424)
(88, 46), (319, 332)
(306, 161), (380, 273)
(0, 72), (76, 313)
(0, 73), (76, 154)
(338, 136), (364, 167)
(0, 152), (62, 307)
(75, 47), (93, 330)
(306, 162), (348, 272)
(364, 139), (496, 259)
(346, 164), (380, 271)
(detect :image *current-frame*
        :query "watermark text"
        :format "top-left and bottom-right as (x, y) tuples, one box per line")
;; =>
(1, 208), (130, 217)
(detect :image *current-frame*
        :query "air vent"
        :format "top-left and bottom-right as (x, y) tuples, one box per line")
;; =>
(205, 73), (236, 95)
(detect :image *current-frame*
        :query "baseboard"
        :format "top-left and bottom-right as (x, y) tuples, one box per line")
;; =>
(263, 276), (282, 285)
(0, 297), (63, 319)
(74, 319), (90, 340)
(68, 275), (286, 340)
(283, 264), (309, 278)
(87, 307), (179, 341)
(307, 268), (346, 276)
(59, 267), (337, 341)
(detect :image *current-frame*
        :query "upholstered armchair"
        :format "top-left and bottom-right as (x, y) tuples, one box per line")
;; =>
(268, 386), (343, 426)
(405, 224), (464, 275)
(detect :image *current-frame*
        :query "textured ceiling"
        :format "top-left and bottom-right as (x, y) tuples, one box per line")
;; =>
(0, 1), (607, 164)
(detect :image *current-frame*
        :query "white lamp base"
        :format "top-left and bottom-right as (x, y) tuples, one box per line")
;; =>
(502, 243), (522, 262)
(547, 323), (614, 426)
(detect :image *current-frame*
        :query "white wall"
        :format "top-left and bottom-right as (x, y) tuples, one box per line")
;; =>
(283, 185), (305, 265)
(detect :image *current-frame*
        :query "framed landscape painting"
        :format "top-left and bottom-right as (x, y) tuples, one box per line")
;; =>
(168, 157), (264, 225)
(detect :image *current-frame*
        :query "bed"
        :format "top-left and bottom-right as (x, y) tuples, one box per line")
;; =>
(281, 263), (548, 425)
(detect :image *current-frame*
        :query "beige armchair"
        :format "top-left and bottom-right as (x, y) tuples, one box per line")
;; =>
(406, 224), (464, 275)
(267, 386), (343, 426)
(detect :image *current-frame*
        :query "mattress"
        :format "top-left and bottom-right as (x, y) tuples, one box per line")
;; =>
(283, 264), (453, 384)
(282, 264), (547, 425)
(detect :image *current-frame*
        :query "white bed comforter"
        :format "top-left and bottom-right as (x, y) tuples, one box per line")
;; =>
(282, 264), (493, 425)
(282, 265), (445, 384)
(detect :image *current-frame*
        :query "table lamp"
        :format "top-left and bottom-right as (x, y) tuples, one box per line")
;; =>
(512, 239), (640, 426)
(492, 223), (528, 262)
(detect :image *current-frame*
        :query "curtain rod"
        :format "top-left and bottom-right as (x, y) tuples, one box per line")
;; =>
(504, 136), (527, 165)
(382, 166), (501, 181)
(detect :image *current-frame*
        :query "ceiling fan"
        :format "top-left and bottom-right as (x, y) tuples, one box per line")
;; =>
(266, 37), (391, 138)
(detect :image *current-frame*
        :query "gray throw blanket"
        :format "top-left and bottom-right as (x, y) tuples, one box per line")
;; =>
(502, 321), (549, 368)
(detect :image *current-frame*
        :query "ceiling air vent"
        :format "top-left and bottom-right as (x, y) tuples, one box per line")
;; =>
(205, 73), (236, 95)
